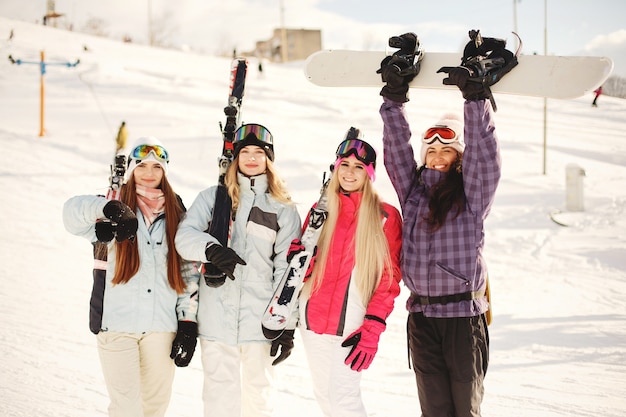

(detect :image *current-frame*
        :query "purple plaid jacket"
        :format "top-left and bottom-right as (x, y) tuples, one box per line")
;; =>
(380, 98), (501, 318)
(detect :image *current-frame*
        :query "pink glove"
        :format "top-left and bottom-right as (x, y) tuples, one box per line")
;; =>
(341, 317), (386, 372)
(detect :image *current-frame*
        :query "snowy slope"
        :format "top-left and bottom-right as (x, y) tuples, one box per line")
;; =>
(1, 17), (625, 417)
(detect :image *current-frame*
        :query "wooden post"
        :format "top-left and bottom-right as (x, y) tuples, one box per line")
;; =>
(8, 50), (78, 137)
(39, 50), (45, 137)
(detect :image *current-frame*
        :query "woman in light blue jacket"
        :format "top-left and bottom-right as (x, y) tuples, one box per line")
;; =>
(175, 124), (301, 417)
(63, 138), (199, 417)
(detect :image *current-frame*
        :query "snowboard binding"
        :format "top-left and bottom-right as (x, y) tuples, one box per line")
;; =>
(462, 30), (520, 86)
(377, 32), (424, 79)
(439, 30), (522, 111)
(109, 154), (127, 192)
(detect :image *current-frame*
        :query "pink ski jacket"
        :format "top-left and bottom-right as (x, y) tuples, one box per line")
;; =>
(303, 192), (402, 336)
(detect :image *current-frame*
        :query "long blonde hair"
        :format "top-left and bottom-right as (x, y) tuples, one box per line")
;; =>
(224, 155), (292, 213)
(111, 174), (187, 294)
(309, 173), (393, 305)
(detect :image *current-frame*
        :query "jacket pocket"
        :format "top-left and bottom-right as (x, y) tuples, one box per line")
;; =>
(435, 262), (470, 283)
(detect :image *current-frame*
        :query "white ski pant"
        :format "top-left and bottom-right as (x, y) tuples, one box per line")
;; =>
(96, 331), (176, 417)
(299, 329), (367, 417)
(299, 278), (368, 417)
(200, 339), (275, 417)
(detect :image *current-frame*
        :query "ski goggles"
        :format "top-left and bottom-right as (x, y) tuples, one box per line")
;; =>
(422, 126), (459, 145)
(335, 138), (377, 167)
(233, 123), (273, 145)
(130, 144), (169, 162)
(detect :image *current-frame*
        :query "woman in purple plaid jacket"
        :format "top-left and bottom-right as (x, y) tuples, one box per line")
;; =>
(376, 32), (511, 417)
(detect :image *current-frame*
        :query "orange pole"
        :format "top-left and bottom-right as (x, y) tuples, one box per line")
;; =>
(39, 50), (45, 137)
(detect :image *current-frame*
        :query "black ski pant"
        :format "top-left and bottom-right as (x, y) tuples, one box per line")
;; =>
(407, 312), (489, 417)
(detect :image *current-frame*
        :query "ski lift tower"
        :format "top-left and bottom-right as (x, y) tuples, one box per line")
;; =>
(8, 51), (80, 137)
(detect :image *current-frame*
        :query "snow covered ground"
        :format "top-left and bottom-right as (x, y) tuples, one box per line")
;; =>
(1, 17), (625, 417)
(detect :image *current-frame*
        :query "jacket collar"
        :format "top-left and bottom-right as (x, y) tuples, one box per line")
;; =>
(420, 167), (445, 188)
(338, 191), (362, 216)
(237, 171), (268, 195)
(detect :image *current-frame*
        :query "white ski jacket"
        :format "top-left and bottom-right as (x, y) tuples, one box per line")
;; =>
(175, 173), (301, 345)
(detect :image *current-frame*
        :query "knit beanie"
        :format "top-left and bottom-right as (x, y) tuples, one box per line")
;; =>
(233, 124), (275, 161)
(420, 113), (465, 165)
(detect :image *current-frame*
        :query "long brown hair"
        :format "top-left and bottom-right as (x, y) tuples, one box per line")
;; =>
(111, 174), (187, 294)
(423, 154), (466, 232)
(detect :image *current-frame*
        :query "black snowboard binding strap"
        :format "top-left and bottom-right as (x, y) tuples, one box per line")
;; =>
(463, 30), (520, 85)
(377, 32), (425, 80)
(439, 30), (522, 111)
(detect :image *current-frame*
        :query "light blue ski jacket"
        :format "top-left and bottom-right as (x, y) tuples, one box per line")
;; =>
(175, 173), (301, 345)
(63, 195), (199, 333)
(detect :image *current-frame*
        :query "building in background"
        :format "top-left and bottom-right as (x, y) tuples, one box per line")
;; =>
(43, 0), (64, 26)
(252, 28), (322, 62)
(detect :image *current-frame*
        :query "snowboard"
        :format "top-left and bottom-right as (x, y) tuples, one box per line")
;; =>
(304, 50), (613, 99)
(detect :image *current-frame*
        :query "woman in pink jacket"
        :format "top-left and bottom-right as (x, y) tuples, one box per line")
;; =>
(298, 129), (402, 417)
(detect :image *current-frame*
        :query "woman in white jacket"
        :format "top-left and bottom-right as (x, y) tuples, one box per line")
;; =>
(63, 138), (199, 417)
(175, 124), (301, 417)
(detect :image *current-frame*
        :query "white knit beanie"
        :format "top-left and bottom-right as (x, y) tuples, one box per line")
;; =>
(420, 113), (465, 165)
(125, 137), (169, 182)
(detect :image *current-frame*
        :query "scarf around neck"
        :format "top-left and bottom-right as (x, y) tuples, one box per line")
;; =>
(136, 184), (165, 227)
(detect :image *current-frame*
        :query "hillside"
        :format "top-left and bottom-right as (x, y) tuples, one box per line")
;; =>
(1, 17), (625, 417)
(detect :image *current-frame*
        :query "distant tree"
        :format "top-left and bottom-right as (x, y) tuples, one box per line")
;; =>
(81, 17), (109, 38)
(603, 75), (626, 99)
(150, 12), (179, 48)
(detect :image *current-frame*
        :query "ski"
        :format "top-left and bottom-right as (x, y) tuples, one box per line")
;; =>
(89, 153), (127, 334)
(106, 154), (127, 201)
(261, 175), (331, 340)
(202, 58), (248, 285)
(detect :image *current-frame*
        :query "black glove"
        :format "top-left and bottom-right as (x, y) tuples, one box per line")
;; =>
(95, 221), (114, 242)
(102, 200), (138, 242)
(205, 244), (246, 281)
(438, 66), (490, 101)
(170, 321), (198, 367)
(270, 329), (295, 366)
(377, 33), (422, 103)
(378, 57), (409, 103)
